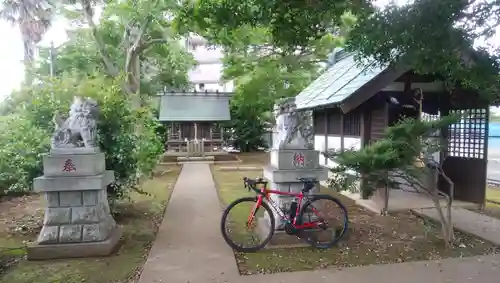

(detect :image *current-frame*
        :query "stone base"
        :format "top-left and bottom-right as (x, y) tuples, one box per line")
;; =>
(27, 226), (122, 260)
(270, 149), (320, 170)
(50, 147), (101, 155)
(263, 165), (328, 183)
(42, 152), (105, 177)
(177, 156), (215, 162)
(257, 218), (334, 248)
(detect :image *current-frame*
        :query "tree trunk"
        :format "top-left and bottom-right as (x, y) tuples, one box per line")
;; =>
(430, 195), (453, 248)
(22, 38), (35, 86)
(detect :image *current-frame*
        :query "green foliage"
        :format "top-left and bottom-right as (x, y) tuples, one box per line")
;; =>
(0, 116), (50, 194)
(0, 76), (163, 198)
(326, 114), (461, 197)
(177, 0), (367, 50)
(176, 2), (357, 151)
(33, 0), (195, 96)
(348, 0), (500, 99)
(228, 91), (267, 152)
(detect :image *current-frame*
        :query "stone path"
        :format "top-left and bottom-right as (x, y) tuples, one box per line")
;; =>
(412, 207), (500, 246)
(137, 163), (239, 283)
(139, 163), (500, 283)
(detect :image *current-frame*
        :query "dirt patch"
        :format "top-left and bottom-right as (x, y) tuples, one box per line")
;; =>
(212, 168), (499, 275)
(0, 195), (44, 235)
(0, 166), (181, 283)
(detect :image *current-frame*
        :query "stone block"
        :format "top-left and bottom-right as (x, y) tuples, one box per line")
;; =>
(82, 191), (98, 206)
(33, 170), (114, 192)
(27, 226), (122, 260)
(45, 192), (59, 207)
(42, 153), (105, 177)
(59, 191), (82, 207)
(82, 218), (116, 242)
(270, 149), (320, 170)
(263, 165), (328, 183)
(71, 206), (102, 224)
(37, 226), (59, 244)
(50, 147), (100, 155)
(59, 225), (83, 243)
(44, 207), (71, 225)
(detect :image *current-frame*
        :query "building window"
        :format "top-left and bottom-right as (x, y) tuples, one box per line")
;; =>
(343, 112), (361, 136)
(313, 110), (326, 135)
(326, 109), (361, 137)
(327, 111), (341, 135)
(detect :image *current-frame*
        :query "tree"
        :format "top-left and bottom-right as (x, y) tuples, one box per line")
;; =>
(39, 0), (196, 105)
(0, 0), (53, 84)
(176, 3), (356, 150)
(34, 13), (194, 96)
(326, 114), (461, 247)
(176, 0), (369, 50)
(348, 0), (500, 97)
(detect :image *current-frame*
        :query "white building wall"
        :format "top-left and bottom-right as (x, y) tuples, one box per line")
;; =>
(314, 135), (362, 178)
(184, 34), (234, 93)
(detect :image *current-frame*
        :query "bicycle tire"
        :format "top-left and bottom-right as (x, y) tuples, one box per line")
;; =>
(298, 194), (348, 249)
(220, 197), (276, 252)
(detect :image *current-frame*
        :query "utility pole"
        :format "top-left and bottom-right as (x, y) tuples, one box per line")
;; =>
(49, 41), (56, 101)
(49, 41), (55, 77)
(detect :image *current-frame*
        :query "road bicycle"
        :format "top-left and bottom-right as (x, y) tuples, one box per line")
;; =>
(220, 176), (349, 252)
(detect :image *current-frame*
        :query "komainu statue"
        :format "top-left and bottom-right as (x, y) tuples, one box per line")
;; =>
(52, 96), (100, 149)
(273, 97), (314, 150)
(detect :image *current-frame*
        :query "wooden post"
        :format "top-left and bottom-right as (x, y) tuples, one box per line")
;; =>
(194, 122), (198, 140)
(340, 111), (345, 152)
(178, 122), (182, 140)
(324, 109), (329, 165)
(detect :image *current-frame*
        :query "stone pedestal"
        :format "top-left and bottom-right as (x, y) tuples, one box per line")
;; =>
(27, 148), (122, 260)
(262, 149), (328, 230)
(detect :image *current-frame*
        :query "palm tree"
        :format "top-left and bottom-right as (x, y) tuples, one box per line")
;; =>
(0, 0), (53, 84)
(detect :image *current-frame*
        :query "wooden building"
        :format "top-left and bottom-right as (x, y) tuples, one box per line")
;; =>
(159, 91), (232, 152)
(295, 49), (491, 211)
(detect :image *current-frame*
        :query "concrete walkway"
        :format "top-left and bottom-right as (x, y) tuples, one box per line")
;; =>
(412, 207), (500, 246)
(139, 164), (500, 283)
(137, 163), (239, 283)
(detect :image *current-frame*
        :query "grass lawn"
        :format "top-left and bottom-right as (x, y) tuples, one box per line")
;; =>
(480, 187), (500, 219)
(0, 165), (181, 283)
(212, 153), (498, 275)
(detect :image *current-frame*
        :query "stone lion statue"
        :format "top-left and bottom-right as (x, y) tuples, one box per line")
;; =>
(52, 96), (100, 149)
(273, 97), (314, 150)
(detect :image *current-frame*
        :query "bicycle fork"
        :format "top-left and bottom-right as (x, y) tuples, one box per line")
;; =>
(246, 195), (264, 228)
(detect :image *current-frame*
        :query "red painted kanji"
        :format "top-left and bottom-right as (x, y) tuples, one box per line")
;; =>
(293, 153), (305, 167)
(62, 159), (76, 172)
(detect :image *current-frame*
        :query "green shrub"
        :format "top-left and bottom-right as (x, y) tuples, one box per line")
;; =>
(0, 115), (50, 194)
(0, 75), (163, 198)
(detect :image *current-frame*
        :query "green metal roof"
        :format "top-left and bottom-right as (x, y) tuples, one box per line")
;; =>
(296, 51), (387, 110)
(159, 92), (231, 122)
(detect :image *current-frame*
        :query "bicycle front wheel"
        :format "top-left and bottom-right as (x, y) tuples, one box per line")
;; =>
(298, 194), (348, 249)
(220, 197), (275, 252)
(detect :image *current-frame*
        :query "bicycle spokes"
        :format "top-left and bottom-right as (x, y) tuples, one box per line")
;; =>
(298, 197), (348, 247)
(223, 200), (272, 249)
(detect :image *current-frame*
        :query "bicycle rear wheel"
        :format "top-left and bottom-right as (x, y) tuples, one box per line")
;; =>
(220, 197), (275, 252)
(298, 194), (348, 249)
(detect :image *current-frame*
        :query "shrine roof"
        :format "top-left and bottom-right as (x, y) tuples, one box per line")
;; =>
(295, 50), (391, 111)
(158, 91), (232, 122)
